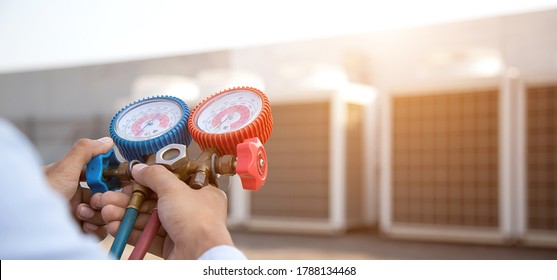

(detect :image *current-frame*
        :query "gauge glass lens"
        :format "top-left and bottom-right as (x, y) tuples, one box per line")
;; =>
(115, 100), (183, 141)
(196, 89), (262, 134)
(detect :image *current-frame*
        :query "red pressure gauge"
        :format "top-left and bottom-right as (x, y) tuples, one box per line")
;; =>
(188, 86), (273, 155)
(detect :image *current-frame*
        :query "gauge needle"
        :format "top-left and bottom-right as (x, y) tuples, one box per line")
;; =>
(213, 113), (234, 132)
(136, 113), (159, 136)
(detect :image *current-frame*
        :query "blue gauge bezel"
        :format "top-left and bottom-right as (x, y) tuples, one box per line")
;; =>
(109, 95), (192, 162)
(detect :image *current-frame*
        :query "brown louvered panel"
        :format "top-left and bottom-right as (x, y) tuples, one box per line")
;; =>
(251, 102), (330, 218)
(527, 86), (557, 230)
(392, 90), (499, 227)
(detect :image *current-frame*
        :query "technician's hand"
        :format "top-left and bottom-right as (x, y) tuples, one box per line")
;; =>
(44, 137), (114, 240)
(94, 164), (234, 259)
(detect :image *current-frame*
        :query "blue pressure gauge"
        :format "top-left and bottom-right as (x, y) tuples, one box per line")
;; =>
(109, 96), (192, 161)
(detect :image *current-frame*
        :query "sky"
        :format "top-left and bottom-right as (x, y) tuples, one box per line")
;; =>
(1, 0), (557, 74)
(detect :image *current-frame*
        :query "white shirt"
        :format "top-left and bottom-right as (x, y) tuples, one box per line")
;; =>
(0, 118), (246, 260)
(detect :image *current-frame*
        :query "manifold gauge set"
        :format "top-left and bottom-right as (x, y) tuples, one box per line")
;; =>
(80, 86), (273, 259)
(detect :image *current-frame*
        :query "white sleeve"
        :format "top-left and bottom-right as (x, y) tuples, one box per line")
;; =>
(197, 245), (248, 260)
(0, 119), (109, 259)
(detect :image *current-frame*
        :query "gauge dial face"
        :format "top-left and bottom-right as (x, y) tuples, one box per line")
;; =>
(195, 89), (263, 134)
(115, 99), (183, 141)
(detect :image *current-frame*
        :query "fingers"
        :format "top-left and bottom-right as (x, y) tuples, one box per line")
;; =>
(91, 191), (157, 212)
(91, 190), (130, 210)
(61, 137), (114, 169)
(101, 205), (125, 228)
(76, 203), (104, 225)
(132, 164), (188, 196)
(83, 222), (108, 240)
(75, 201), (109, 240)
(95, 190), (164, 235)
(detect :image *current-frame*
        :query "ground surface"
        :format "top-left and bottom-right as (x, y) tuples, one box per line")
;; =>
(231, 231), (557, 260)
(100, 230), (557, 260)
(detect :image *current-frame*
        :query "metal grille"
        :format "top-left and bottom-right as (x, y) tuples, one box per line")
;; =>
(251, 102), (330, 218)
(392, 90), (499, 227)
(527, 85), (557, 230)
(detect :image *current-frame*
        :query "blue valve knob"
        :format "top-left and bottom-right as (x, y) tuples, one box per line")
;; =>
(86, 148), (122, 193)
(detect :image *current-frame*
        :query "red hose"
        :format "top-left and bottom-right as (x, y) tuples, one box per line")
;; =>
(128, 209), (160, 260)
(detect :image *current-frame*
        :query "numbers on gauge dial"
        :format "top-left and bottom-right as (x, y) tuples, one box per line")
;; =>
(196, 89), (263, 134)
(115, 100), (183, 141)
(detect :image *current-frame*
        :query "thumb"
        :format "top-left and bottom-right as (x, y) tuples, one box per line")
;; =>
(61, 137), (114, 168)
(132, 164), (186, 197)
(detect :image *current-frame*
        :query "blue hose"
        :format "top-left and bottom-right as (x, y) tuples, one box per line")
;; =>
(109, 208), (139, 259)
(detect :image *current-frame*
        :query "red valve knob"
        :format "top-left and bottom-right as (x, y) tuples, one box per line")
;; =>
(236, 137), (267, 191)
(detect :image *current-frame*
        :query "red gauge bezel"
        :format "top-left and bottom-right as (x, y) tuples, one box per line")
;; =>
(188, 86), (273, 156)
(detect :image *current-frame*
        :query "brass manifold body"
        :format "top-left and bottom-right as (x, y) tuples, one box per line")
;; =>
(152, 144), (236, 189)
(81, 144), (237, 191)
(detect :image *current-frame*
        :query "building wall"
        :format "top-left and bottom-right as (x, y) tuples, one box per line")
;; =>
(0, 51), (230, 163)
(2, 9), (556, 163)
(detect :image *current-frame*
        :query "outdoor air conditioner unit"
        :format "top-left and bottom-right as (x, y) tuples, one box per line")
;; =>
(379, 77), (511, 244)
(227, 84), (379, 234)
